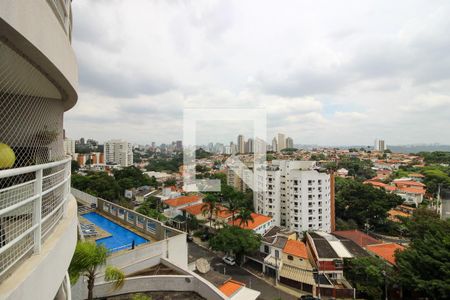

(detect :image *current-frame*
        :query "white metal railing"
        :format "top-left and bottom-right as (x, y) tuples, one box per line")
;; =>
(0, 158), (71, 278)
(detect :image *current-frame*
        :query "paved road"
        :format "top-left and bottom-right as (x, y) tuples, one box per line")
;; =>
(188, 242), (297, 300)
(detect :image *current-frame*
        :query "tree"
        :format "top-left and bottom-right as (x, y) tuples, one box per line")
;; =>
(235, 208), (254, 227)
(202, 194), (219, 228)
(222, 190), (244, 223)
(395, 208), (450, 299)
(163, 178), (176, 187)
(209, 226), (261, 262)
(335, 178), (403, 230)
(344, 256), (392, 300)
(132, 294), (152, 300)
(71, 160), (80, 173)
(69, 241), (124, 300)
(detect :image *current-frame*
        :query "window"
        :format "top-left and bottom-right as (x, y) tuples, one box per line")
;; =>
(275, 250), (280, 258)
(264, 245), (270, 253)
(288, 255), (293, 260)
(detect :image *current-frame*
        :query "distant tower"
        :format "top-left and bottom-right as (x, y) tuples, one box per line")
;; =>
(237, 134), (245, 154)
(277, 133), (286, 152)
(286, 137), (294, 149)
(272, 137), (278, 152)
(247, 138), (254, 153)
(374, 139), (386, 151)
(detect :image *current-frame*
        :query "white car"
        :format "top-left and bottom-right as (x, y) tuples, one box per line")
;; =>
(222, 256), (236, 266)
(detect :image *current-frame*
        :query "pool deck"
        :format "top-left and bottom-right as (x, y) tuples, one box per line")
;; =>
(79, 215), (112, 242)
(79, 211), (158, 244)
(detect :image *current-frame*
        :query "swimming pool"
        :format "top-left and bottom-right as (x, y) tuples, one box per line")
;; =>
(82, 212), (149, 252)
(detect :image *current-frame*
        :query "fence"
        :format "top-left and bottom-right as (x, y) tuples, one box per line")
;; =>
(0, 158), (71, 278)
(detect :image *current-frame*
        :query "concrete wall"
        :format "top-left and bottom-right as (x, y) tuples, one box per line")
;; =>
(0, 0), (78, 110)
(71, 187), (97, 207)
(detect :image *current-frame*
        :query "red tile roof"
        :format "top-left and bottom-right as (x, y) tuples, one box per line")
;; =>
(219, 280), (244, 297)
(228, 213), (272, 230)
(283, 240), (308, 259)
(394, 180), (425, 187)
(164, 195), (201, 207)
(333, 230), (381, 248)
(182, 203), (233, 219)
(367, 243), (405, 265)
(396, 187), (426, 195)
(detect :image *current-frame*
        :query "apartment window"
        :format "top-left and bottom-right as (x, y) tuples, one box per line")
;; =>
(308, 180), (313, 185)
(294, 180), (298, 185)
(288, 255), (293, 261)
(308, 195), (313, 200)
(264, 245), (270, 253)
(318, 180), (322, 185)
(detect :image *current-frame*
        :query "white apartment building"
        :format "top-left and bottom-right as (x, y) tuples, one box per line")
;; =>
(237, 134), (245, 154)
(374, 139), (386, 151)
(286, 137), (294, 149)
(63, 138), (75, 156)
(104, 139), (133, 166)
(255, 160), (333, 233)
(277, 133), (286, 151)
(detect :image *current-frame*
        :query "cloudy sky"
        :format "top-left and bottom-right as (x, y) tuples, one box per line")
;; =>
(66, 0), (450, 146)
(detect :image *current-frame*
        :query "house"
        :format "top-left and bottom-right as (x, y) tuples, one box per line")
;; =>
(163, 195), (203, 218)
(366, 243), (405, 266)
(181, 203), (233, 225)
(336, 168), (349, 178)
(227, 213), (274, 235)
(332, 230), (381, 248)
(279, 240), (316, 294)
(408, 173), (425, 182)
(394, 186), (425, 207)
(388, 205), (415, 223)
(305, 232), (357, 298)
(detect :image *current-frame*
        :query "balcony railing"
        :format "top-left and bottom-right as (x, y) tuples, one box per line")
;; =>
(0, 158), (71, 278)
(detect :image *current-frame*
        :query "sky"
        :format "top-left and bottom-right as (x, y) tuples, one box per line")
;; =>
(66, 0), (450, 146)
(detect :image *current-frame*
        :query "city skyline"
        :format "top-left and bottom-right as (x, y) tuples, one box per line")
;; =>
(66, 0), (450, 145)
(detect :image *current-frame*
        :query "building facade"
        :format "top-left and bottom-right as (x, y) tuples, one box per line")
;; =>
(0, 0), (78, 299)
(277, 133), (286, 151)
(255, 161), (333, 233)
(104, 139), (133, 167)
(63, 138), (75, 156)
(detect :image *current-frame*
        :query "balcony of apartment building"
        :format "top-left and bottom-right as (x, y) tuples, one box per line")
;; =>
(1, 1), (78, 298)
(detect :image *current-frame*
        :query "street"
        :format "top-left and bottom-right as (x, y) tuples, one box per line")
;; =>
(188, 242), (297, 300)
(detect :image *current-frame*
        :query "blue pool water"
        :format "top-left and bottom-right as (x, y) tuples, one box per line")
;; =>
(82, 212), (148, 252)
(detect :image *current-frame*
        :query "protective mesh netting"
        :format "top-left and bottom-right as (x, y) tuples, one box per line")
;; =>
(0, 40), (65, 189)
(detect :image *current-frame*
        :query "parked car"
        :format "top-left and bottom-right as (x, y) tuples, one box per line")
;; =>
(299, 295), (319, 300)
(186, 234), (193, 242)
(200, 233), (210, 241)
(222, 256), (236, 266)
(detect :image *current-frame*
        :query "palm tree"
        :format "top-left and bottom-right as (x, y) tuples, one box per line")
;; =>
(236, 208), (254, 228)
(201, 194), (219, 228)
(69, 241), (125, 300)
(223, 193), (243, 224)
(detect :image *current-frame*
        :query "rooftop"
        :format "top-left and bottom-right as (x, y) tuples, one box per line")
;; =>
(228, 213), (272, 230)
(283, 240), (308, 259)
(164, 195), (202, 207)
(367, 243), (405, 265)
(218, 280), (245, 297)
(333, 230), (381, 248)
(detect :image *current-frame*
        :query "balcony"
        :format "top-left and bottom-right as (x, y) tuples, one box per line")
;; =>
(0, 158), (72, 278)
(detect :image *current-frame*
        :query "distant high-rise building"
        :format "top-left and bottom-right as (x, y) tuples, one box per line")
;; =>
(237, 134), (245, 154)
(104, 139), (133, 166)
(254, 138), (267, 154)
(175, 140), (183, 151)
(374, 139), (386, 151)
(286, 137), (294, 149)
(277, 133), (286, 151)
(247, 138), (254, 153)
(80, 137), (85, 145)
(64, 138), (75, 155)
(271, 137), (278, 152)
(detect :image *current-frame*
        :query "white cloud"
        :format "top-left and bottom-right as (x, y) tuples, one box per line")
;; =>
(66, 0), (450, 146)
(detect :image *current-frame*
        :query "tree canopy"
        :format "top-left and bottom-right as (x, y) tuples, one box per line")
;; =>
(335, 177), (403, 230)
(344, 256), (392, 300)
(209, 226), (261, 262)
(395, 208), (450, 299)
